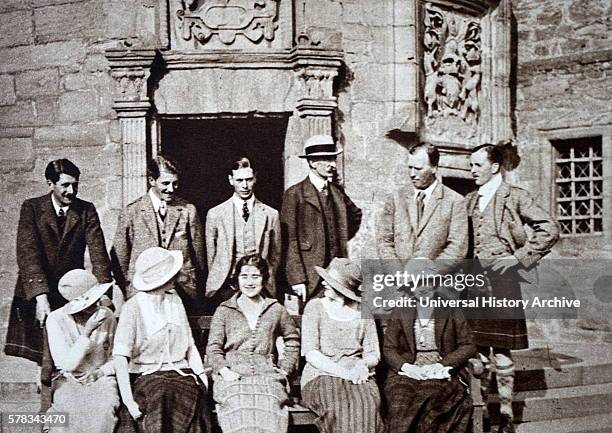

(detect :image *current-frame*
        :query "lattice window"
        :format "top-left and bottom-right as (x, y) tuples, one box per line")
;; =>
(553, 137), (603, 236)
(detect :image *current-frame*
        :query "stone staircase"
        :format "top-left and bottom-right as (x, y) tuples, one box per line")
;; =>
(486, 342), (612, 433)
(1, 342), (611, 433)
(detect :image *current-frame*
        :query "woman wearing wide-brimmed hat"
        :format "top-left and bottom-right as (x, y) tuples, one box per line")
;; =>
(113, 247), (210, 433)
(44, 269), (119, 433)
(300, 258), (384, 433)
(383, 278), (476, 433)
(206, 253), (300, 433)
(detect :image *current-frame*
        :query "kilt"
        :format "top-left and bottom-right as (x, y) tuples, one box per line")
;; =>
(116, 370), (211, 433)
(384, 374), (472, 433)
(213, 374), (289, 433)
(467, 268), (528, 350)
(302, 375), (384, 433)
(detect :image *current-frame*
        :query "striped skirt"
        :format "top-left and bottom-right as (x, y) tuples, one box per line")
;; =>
(213, 374), (290, 433)
(301, 375), (384, 433)
(384, 374), (472, 433)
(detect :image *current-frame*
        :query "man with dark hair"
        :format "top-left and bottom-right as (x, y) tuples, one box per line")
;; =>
(377, 142), (468, 275)
(5, 159), (112, 365)
(205, 157), (281, 306)
(466, 144), (559, 433)
(281, 135), (362, 301)
(111, 155), (205, 313)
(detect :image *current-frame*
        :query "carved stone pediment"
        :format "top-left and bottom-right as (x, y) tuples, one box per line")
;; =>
(172, 0), (291, 50)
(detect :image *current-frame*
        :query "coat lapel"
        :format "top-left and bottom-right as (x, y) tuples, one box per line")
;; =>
(164, 202), (183, 247)
(493, 182), (511, 235)
(416, 182), (442, 236)
(405, 189), (419, 234)
(252, 199), (267, 247)
(62, 204), (81, 241)
(42, 194), (61, 239)
(466, 191), (479, 217)
(220, 198), (235, 246)
(400, 308), (416, 357)
(433, 308), (448, 353)
(140, 194), (159, 239)
(302, 179), (322, 213)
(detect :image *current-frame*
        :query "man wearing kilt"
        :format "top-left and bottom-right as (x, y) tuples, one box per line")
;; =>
(466, 144), (559, 433)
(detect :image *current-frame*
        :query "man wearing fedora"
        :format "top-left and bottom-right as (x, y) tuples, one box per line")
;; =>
(5, 159), (113, 366)
(281, 135), (362, 301)
(205, 157), (281, 307)
(44, 269), (119, 433)
(111, 155), (206, 314)
(376, 142), (468, 275)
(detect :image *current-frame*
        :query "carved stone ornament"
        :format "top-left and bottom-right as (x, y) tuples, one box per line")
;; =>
(423, 2), (482, 138)
(110, 69), (149, 102)
(176, 0), (280, 45)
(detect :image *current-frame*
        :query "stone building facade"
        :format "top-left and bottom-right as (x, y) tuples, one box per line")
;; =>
(0, 0), (610, 348)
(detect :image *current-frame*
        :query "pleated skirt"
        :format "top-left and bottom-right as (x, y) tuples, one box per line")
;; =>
(301, 375), (384, 433)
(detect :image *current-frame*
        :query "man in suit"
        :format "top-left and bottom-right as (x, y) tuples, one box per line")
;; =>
(111, 155), (205, 314)
(281, 135), (362, 301)
(466, 144), (559, 433)
(205, 157), (281, 306)
(376, 142), (468, 276)
(5, 159), (112, 365)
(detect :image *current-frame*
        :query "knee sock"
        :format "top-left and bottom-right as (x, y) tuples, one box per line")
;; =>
(494, 354), (515, 419)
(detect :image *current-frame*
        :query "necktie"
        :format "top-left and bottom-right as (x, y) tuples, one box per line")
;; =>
(242, 201), (250, 222)
(57, 208), (66, 235)
(416, 191), (425, 225)
(321, 183), (329, 197)
(158, 201), (167, 221)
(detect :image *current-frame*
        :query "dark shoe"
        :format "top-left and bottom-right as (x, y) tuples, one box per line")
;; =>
(498, 414), (515, 433)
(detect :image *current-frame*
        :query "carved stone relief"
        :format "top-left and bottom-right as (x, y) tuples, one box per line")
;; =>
(423, 2), (482, 139)
(175, 0), (280, 46)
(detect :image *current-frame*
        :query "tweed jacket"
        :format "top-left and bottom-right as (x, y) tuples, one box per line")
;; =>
(376, 182), (468, 274)
(5, 193), (112, 363)
(205, 196), (281, 296)
(206, 294), (300, 376)
(383, 306), (476, 380)
(280, 177), (362, 297)
(465, 181), (560, 268)
(111, 193), (205, 306)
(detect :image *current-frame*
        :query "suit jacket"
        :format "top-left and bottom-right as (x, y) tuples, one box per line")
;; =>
(465, 182), (560, 268)
(205, 196), (281, 296)
(376, 182), (468, 274)
(5, 193), (112, 363)
(111, 194), (205, 308)
(280, 177), (362, 297)
(383, 306), (476, 380)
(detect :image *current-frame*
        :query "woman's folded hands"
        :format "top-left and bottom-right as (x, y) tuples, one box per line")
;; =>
(399, 362), (452, 380)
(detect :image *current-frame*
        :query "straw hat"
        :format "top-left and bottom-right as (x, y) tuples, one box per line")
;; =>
(58, 269), (113, 315)
(298, 135), (343, 158)
(315, 257), (363, 302)
(132, 247), (183, 291)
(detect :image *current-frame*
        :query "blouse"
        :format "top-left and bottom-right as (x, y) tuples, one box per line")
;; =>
(113, 291), (204, 376)
(206, 294), (300, 376)
(300, 298), (380, 387)
(46, 305), (116, 377)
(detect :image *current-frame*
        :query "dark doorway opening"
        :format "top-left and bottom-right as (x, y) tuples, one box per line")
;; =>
(160, 115), (289, 217)
(443, 177), (477, 197)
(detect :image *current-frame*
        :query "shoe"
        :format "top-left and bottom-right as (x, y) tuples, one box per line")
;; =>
(498, 414), (515, 433)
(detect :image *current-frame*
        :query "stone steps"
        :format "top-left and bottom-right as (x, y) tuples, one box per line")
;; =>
(514, 413), (612, 433)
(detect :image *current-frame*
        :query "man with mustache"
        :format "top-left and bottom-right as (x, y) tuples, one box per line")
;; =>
(111, 155), (205, 314)
(281, 135), (362, 301)
(205, 157), (281, 308)
(5, 159), (112, 367)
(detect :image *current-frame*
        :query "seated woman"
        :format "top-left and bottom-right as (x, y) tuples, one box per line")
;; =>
(383, 281), (477, 433)
(113, 247), (210, 433)
(206, 253), (300, 433)
(45, 269), (118, 433)
(300, 258), (384, 433)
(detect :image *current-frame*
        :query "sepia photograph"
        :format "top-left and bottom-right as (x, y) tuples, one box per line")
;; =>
(0, 0), (611, 432)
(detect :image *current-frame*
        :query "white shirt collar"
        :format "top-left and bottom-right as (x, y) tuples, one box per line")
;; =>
(50, 194), (69, 216)
(415, 179), (438, 203)
(477, 173), (503, 211)
(232, 194), (255, 213)
(308, 171), (328, 192)
(148, 189), (163, 213)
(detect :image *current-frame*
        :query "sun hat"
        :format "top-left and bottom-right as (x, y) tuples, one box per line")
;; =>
(315, 257), (363, 302)
(298, 135), (343, 158)
(58, 269), (113, 315)
(132, 247), (183, 291)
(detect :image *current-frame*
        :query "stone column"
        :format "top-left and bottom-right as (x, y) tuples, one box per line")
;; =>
(105, 50), (156, 206)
